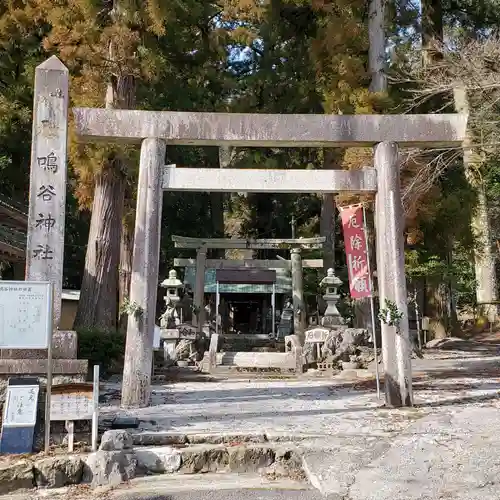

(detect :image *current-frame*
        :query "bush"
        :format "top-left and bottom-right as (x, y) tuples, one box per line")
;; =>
(76, 329), (126, 378)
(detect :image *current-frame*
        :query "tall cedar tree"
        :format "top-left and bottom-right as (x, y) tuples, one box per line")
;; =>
(29, 0), (227, 330)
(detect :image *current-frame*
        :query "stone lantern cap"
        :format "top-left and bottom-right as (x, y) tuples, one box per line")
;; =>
(320, 268), (342, 288)
(160, 269), (184, 289)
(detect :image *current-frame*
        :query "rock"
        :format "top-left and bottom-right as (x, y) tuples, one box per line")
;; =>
(175, 339), (194, 361)
(83, 450), (137, 487)
(188, 432), (267, 445)
(321, 327), (369, 363)
(262, 448), (305, 481)
(303, 342), (316, 365)
(99, 430), (133, 451)
(132, 432), (188, 447)
(34, 456), (84, 488)
(179, 446), (229, 473)
(425, 337), (464, 349)
(0, 459), (34, 493)
(228, 446), (275, 473)
(135, 446), (182, 474)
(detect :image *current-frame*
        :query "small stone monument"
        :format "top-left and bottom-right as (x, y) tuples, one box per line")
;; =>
(320, 268), (343, 327)
(159, 270), (183, 364)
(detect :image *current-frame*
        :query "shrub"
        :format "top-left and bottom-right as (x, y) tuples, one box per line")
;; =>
(76, 328), (126, 378)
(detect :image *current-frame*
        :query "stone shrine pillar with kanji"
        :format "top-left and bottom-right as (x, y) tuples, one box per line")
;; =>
(26, 56), (69, 328)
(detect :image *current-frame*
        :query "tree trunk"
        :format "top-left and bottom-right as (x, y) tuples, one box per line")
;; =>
(421, 0), (444, 66)
(119, 216), (134, 330)
(209, 146), (231, 259)
(425, 279), (449, 339)
(368, 0), (387, 92)
(454, 87), (498, 322)
(358, 0), (389, 332)
(471, 185), (498, 320)
(74, 27), (136, 331)
(74, 165), (125, 330)
(320, 149), (337, 272)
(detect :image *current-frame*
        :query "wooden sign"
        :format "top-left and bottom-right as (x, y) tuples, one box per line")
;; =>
(50, 383), (93, 421)
(49, 366), (99, 453)
(0, 378), (40, 454)
(305, 328), (330, 343)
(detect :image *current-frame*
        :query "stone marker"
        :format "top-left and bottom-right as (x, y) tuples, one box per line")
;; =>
(26, 56), (69, 328)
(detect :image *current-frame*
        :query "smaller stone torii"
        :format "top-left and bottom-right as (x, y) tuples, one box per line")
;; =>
(172, 236), (325, 341)
(70, 94), (467, 409)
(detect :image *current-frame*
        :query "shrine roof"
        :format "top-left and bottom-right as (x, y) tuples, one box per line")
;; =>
(0, 223), (26, 261)
(183, 267), (292, 294)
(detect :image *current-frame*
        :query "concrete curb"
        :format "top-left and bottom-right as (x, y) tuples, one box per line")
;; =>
(131, 431), (328, 446)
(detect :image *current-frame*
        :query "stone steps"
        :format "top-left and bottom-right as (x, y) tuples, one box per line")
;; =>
(0, 430), (308, 495)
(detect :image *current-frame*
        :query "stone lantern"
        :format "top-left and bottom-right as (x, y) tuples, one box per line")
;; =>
(320, 268), (343, 327)
(160, 269), (184, 329)
(160, 269), (183, 305)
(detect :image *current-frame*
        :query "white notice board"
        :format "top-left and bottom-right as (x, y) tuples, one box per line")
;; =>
(0, 281), (52, 349)
(51, 391), (93, 421)
(3, 384), (40, 427)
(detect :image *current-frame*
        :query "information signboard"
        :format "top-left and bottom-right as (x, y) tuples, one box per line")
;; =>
(3, 382), (39, 427)
(50, 383), (93, 421)
(305, 328), (330, 343)
(0, 281), (52, 349)
(0, 378), (40, 454)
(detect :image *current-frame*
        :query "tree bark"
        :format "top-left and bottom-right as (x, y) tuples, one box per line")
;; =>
(75, 0), (136, 331)
(421, 0), (444, 66)
(119, 215), (134, 330)
(74, 165), (125, 330)
(209, 146), (231, 259)
(425, 279), (449, 339)
(368, 0), (387, 92)
(358, 0), (388, 332)
(320, 149), (336, 273)
(454, 87), (498, 321)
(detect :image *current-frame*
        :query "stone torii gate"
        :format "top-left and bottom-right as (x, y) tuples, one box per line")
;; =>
(72, 104), (467, 409)
(171, 235), (325, 339)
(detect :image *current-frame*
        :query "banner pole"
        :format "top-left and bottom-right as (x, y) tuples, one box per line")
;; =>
(362, 205), (381, 399)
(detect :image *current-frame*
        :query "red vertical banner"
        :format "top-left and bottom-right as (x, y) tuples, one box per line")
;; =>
(339, 205), (372, 299)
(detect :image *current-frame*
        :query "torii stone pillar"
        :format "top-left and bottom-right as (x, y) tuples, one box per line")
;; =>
(291, 248), (306, 343)
(122, 138), (166, 408)
(374, 142), (413, 407)
(192, 245), (207, 332)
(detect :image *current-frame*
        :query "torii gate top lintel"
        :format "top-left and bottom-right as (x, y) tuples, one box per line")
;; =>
(172, 235), (326, 250)
(72, 108), (467, 147)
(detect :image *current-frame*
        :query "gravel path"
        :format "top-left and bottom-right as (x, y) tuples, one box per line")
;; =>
(100, 344), (500, 438)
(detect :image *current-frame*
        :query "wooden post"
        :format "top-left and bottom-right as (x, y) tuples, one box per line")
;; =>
(192, 246), (207, 332)
(65, 421), (74, 452)
(91, 364), (99, 451)
(26, 56), (69, 328)
(122, 138), (165, 408)
(374, 142), (413, 407)
(291, 248), (306, 344)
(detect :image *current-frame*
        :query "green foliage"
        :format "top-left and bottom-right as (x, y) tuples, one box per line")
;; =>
(77, 328), (126, 377)
(119, 297), (143, 319)
(378, 299), (404, 329)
